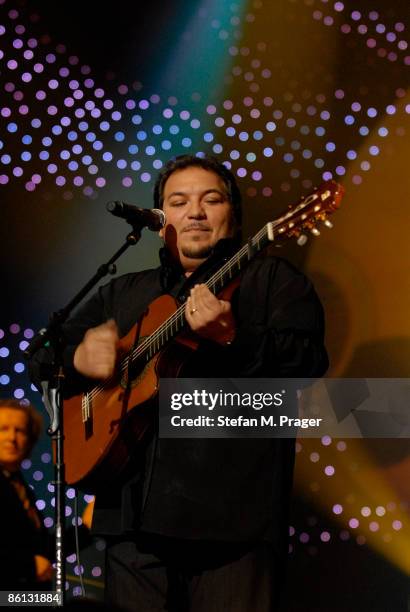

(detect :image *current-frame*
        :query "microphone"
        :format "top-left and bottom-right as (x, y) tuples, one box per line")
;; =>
(106, 201), (166, 231)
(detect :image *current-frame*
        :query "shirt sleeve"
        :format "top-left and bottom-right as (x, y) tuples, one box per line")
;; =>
(222, 255), (329, 378)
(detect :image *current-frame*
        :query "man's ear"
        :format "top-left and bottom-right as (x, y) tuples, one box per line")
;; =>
(159, 227), (164, 239)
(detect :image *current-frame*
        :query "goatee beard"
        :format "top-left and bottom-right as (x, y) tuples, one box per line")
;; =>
(181, 245), (213, 259)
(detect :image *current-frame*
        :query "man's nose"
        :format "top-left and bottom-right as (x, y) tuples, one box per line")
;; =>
(6, 428), (17, 441)
(187, 199), (206, 218)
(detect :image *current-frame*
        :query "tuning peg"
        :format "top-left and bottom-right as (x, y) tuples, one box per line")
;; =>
(297, 234), (308, 246)
(324, 219), (333, 228)
(310, 227), (320, 236)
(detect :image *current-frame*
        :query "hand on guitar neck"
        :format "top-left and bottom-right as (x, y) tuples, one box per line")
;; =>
(73, 286), (236, 379)
(186, 283), (236, 347)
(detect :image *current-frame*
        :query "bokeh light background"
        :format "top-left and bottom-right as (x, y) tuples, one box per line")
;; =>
(0, 0), (409, 608)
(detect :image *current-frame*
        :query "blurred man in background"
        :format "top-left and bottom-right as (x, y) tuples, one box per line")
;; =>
(0, 399), (53, 589)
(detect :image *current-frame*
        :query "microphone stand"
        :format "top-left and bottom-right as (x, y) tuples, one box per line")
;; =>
(24, 222), (146, 605)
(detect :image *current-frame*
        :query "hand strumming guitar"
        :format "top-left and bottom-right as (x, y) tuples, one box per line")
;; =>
(73, 319), (119, 379)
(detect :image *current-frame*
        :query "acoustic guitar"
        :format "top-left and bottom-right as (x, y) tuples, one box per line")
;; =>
(64, 181), (344, 491)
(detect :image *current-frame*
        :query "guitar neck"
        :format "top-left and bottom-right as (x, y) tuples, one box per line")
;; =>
(205, 225), (271, 295)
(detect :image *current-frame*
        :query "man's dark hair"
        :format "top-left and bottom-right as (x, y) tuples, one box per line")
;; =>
(0, 399), (42, 456)
(153, 154), (242, 239)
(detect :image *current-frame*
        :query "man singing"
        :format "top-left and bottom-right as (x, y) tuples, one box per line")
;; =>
(30, 155), (328, 611)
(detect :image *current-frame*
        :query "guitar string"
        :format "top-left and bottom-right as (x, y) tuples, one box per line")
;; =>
(84, 191), (330, 403)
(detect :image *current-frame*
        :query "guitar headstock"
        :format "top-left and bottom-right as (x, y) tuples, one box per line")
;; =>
(267, 180), (345, 246)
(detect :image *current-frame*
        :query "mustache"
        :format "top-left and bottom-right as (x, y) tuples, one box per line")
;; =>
(181, 223), (211, 232)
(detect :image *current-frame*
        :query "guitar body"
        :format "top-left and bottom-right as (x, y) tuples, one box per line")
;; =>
(63, 294), (199, 491)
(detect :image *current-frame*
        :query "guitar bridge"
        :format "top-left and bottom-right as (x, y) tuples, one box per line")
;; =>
(82, 392), (93, 439)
